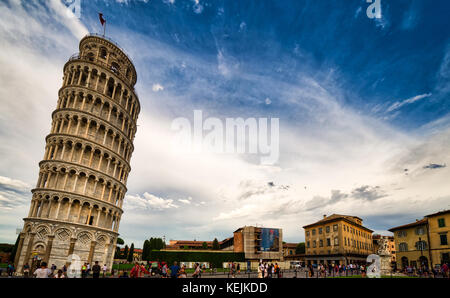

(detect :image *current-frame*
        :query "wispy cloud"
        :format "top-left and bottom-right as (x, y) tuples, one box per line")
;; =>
(387, 93), (432, 112)
(125, 192), (179, 210)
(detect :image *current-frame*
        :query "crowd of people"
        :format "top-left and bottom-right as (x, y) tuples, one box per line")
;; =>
(403, 262), (449, 278)
(304, 263), (365, 278)
(257, 262), (282, 278)
(0, 260), (109, 278)
(3, 259), (449, 278)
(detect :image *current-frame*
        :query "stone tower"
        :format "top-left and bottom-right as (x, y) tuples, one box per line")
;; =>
(14, 34), (140, 272)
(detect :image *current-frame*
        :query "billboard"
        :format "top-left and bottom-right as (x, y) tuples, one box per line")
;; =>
(260, 228), (280, 252)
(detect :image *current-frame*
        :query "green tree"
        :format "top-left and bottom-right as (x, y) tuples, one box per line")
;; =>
(123, 245), (129, 260)
(296, 242), (305, 254)
(116, 238), (125, 245)
(202, 242), (208, 249)
(9, 234), (20, 263)
(142, 240), (150, 260)
(148, 237), (166, 250)
(212, 238), (220, 250)
(114, 246), (121, 259)
(128, 243), (134, 262)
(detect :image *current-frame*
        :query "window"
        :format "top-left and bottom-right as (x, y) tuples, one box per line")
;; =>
(312, 229), (316, 236)
(100, 47), (107, 59)
(319, 240), (323, 247)
(334, 237), (339, 246)
(319, 227), (323, 234)
(438, 218), (446, 228)
(399, 242), (408, 252)
(313, 240), (316, 248)
(415, 241), (427, 250)
(398, 230), (407, 237)
(306, 231), (310, 237)
(307, 241), (310, 248)
(326, 238), (331, 246)
(440, 234), (448, 245)
(326, 226), (330, 233)
(111, 62), (120, 74)
(415, 227), (425, 235)
(333, 224), (338, 232)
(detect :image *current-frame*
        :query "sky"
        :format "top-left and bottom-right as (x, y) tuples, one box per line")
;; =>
(1, 0), (450, 248)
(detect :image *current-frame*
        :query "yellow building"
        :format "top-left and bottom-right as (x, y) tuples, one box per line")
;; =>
(303, 214), (373, 265)
(389, 209), (450, 270)
(426, 210), (450, 267)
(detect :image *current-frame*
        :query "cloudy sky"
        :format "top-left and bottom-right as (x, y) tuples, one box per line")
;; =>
(1, 0), (450, 247)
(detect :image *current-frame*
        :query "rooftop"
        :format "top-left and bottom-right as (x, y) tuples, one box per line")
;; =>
(388, 218), (428, 232)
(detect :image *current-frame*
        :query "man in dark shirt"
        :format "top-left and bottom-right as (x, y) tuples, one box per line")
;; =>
(92, 261), (101, 278)
(170, 261), (180, 278)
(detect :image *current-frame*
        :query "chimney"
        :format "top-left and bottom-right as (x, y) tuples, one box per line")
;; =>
(323, 214), (327, 219)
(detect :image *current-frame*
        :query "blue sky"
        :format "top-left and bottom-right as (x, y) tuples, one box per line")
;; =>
(1, 0), (450, 247)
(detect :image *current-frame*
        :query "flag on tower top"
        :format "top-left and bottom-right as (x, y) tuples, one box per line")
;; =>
(99, 13), (106, 26)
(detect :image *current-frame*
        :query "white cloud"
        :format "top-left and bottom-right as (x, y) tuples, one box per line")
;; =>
(178, 197), (192, 204)
(387, 93), (432, 112)
(152, 83), (164, 92)
(124, 192), (179, 210)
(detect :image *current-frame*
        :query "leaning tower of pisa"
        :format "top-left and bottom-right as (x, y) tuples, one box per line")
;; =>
(14, 34), (140, 272)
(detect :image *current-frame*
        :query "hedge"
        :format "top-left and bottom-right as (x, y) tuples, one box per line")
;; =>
(145, 251), (245, 268)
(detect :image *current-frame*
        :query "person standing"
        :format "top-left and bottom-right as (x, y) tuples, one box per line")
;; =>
(102, 264), (107, 278)
(23, 263), (30, 278)
(170, 261), (180, 278)
(7, 262), (15, 277)
(34, 262), (52, 278)
(92, 261), (101, 278)
(161, 262), (168, 278)
(54, 269), (65, 278)
(81, 263), (87, 278)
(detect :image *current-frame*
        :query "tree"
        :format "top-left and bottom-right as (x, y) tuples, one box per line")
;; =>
(128, 243), (134, 262)
(116, 238), (125, 245)
(148, 237), (166, 251)
(114, 246), (121, 259)
(9, 234), (20, 263)
(296, 242), (305, 254)
(212, 238), (220, 250)
(202, 242), (208, 249)
(123, 245), (129, 260)
(142, 240), (150, 261)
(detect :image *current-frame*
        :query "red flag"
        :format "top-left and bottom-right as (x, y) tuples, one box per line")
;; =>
(99, 13), (106, 26)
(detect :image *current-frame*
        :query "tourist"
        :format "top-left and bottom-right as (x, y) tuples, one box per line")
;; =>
(34, 262), (52, 278)
(119, 270), (129, 278)
(7, 262), (15, 277)
(139, 263), (149, 278)
(102, 264), (108, 277)
(193, 263), (201, 278)
(161, 262), (168, 278)
(178, 265), (187, 278)
(92, 261), (101, 278)
(236, 263), (240, 275)
(50, 263), (57, 275)
(23, 263), (30, 278)
(81, 263), (87, 278)
(130, 262), (140, 278)
(257, 262), (263, 278)
(170, 261), (180, 278)
(54, 269), (65, 278)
